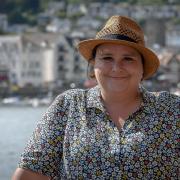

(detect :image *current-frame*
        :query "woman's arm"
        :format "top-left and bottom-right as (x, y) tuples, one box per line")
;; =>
(12, 93), (69, 179)
(12, 168), (50, 180)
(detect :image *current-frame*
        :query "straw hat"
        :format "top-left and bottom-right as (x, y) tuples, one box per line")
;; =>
(77, 15), (160, 79)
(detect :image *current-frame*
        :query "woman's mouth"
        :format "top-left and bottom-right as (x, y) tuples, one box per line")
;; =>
(108, 76), (127, 79)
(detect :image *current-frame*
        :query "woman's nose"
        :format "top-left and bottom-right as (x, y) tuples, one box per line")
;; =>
(112, 61), (123, 72)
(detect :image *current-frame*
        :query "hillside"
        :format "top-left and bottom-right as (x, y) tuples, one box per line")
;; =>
(0, 0), (180, 25)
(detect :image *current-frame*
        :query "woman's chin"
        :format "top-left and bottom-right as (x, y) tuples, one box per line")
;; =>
(105, 84), (128, 94)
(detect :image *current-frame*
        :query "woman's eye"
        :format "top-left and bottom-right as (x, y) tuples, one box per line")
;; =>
(101, 57), (113, 61)
(124, 57), (134, 62)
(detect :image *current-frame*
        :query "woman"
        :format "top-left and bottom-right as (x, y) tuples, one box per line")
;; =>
(12, 16), (179, 179)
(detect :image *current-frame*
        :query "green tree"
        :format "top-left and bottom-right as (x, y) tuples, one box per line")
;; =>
(0, 0), (15, 13)
(136, 0), (168, 5)
(22, 0), (40, 13)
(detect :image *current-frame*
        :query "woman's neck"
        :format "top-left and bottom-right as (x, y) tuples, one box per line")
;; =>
(100, 88), (141, 107)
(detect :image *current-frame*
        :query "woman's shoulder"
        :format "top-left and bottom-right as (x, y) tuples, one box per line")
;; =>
(55, 86), (99, 100)
(142, 87), (179, 112)
(149, 90), (180, 115)
(43, 88), (87, 116)
(153, 90), (179, 105)
(49, 87), (97, 108)
(56, 88), (86, 99)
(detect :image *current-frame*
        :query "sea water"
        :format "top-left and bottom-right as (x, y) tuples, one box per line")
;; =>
(0, 106), (47, 180)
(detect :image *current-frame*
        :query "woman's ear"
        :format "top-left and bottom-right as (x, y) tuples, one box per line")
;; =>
(141, 72), (144, 81)
(90, 58), (95, 65)
(87, 59), (95, 78)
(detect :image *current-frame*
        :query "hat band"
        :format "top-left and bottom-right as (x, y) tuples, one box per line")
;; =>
(98, 34), (136, 43)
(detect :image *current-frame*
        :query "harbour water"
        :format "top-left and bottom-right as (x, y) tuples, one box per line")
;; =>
(0, 106), (48, 180)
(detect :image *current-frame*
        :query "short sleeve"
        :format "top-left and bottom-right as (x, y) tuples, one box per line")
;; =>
(18, 93), (69, 178)
(158, 91), (180, 113)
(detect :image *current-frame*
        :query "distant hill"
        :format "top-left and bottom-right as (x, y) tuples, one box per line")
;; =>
(0, 0), (179, 25)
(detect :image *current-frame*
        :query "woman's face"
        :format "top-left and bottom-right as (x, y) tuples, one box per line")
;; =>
(94, 43), (143, 94)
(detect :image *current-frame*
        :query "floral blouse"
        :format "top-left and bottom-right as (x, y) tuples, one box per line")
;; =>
(19, 86), (180, 179)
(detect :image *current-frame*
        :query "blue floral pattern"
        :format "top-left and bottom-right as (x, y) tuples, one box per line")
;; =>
(19, 86), (180, 179)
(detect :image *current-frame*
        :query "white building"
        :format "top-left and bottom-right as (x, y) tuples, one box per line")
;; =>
(67, 4), (87, 16)
(46, 18), (71, 33)
(0, 33), (87, 89)
(77, 16), (101, 30)
(166, 25), (180, 47)
(21, 33), (72, 88)
(47, 1), (66, 14)
(0, 35), (22, 85)
(0, 14), (8, 32)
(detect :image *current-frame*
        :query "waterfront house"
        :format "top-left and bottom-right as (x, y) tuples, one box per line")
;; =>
(0, 14), (8, 32)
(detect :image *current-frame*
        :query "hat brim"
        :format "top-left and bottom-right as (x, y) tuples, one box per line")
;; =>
(77, 39), (160, 80)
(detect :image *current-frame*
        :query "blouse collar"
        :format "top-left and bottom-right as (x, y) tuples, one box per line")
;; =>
(86, 85), (157, 115)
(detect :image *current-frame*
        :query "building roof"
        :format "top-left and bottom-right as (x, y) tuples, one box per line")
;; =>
(22, 33), (62, 48)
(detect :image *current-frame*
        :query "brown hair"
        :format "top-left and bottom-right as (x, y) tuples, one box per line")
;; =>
(87, 46), (99, 78)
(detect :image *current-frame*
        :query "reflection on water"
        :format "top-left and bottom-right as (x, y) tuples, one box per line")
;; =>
(0, 106), (47, 180)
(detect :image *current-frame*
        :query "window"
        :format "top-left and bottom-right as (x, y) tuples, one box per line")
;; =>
(58, 55), (64, 62)
(58, 44), (66, 52)
(75, 55), (79, 62)
(58, 65), (64, 71)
